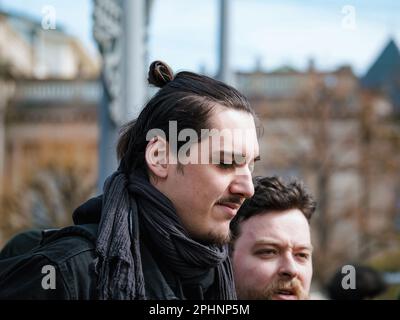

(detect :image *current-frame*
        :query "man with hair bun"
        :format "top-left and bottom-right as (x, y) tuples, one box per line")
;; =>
(0, 61), (260, 300)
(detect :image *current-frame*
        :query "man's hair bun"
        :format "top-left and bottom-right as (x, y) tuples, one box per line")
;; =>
(148, 60), (174, 88)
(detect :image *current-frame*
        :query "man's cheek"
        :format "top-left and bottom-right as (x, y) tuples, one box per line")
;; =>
(302, 264), (313, 292)
(233, 254), (251, 280)
(245, 262), (271, 288)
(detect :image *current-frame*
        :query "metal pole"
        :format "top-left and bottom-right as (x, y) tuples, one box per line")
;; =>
(0, 81), (15, 196)
(94, 0), (147, 191)
(124, 0), (146, 120)
(217, 0), (232, 85)
(97, 74), (117, 191)
(0, 98), (6, 197)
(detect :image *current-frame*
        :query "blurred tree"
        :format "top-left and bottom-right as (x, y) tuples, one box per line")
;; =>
(0, 159), (96, 247)
(296, 83), (400, 285)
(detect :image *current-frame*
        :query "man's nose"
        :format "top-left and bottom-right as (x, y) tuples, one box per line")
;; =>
(278, 253), (299, 279)
(229, 167), (254, 199)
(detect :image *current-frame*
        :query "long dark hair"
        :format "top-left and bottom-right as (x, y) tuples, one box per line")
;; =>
(117, 60), (257, 174)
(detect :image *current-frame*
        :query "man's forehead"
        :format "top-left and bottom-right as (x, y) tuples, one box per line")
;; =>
(241, 211), (311, 246)
(202, 130), (260, 159)
(210, 106), (253, 122)
(198, 107), (260, 161)
(208, 108), (258, 136)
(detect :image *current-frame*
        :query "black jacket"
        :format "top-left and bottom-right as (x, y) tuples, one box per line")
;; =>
(0, 197), (216, 300)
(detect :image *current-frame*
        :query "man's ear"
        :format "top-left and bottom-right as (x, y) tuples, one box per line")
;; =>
(145, 136), (169, 178)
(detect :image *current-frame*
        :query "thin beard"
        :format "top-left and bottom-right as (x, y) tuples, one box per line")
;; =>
(201, 230), (232, 246)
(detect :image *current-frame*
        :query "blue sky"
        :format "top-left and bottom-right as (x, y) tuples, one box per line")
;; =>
(1, 0), (399, 76)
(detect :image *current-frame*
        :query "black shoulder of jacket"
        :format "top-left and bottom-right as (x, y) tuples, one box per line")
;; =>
(0, 224), (99, 300)
(38, 224), (98, 262)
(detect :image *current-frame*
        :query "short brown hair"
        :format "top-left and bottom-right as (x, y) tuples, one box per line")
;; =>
(230, 176), (316, 241)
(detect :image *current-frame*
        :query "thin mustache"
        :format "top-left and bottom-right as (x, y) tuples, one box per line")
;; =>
(275, 279), (305, 298)
(278, 279), (300, 289)
(216, 196), (243, 206)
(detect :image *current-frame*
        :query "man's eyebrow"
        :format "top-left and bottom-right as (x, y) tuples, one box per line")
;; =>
(253, 238), (313, 251)
(252, 238), (283, 248)
(210, 151), (237, 163)
(211, 151), (260, 163)
(295, 245), (314, 252)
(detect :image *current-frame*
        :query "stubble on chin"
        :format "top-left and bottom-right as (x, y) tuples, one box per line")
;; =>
(196, 229), (231, 246)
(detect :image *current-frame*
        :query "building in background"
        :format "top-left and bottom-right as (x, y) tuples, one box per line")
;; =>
(0, 8), (399, 293)
(239, 39), (400, 283)
(0, 10), (100, 238)
(0, 10), (99, 79)
(361, 39), (400, 115)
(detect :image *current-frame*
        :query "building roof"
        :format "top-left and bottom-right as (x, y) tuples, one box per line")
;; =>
(362, 38), (400, 113)
(362, 39), (400, 88)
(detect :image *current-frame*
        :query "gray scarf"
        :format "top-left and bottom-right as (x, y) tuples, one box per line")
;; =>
(94, 169), (236, 300)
